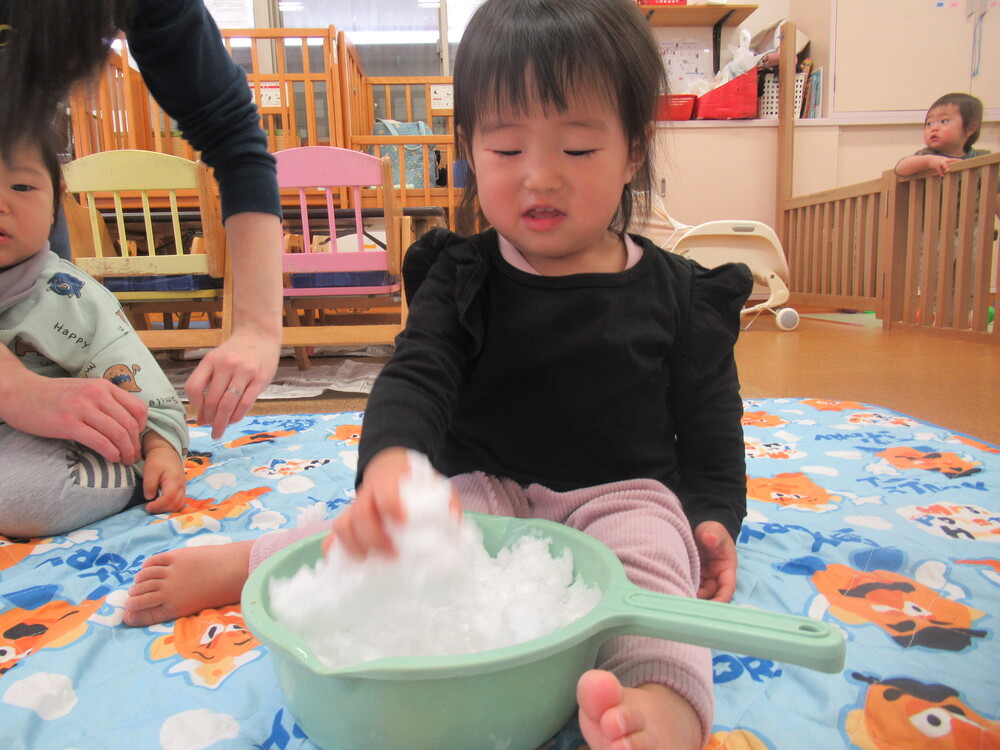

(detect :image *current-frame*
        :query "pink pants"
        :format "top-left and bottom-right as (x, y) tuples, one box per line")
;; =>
(250, 473), (713, 740)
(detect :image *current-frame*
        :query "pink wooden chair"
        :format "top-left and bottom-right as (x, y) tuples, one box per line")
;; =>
(276, 146), (409, 368)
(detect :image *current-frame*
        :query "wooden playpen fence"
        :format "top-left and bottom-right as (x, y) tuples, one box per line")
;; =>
(782, 152), (1000, 344)
(338, 32), (462, 227)
(68, 28), (460, 227)
(69, 28), (344, 160)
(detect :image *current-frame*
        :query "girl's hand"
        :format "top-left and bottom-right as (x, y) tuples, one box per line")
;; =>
(141, 433), (187, 514)
(322, 449), (462, 559)
(324, 448), (413, 559)
(693, 521), (738, 602)
(185, 327), (280, 440)
(0, 367), (146, 465)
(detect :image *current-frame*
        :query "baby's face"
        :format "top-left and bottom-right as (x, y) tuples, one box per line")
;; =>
(923, 103), (971, 157)
(0, 143), (55, 270)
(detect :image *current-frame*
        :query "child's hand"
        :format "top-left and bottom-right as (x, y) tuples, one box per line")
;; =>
(693, 521), (737, 602)
(141, 433), (187, 515)
(926, 154), (960, 176)
(323, 449), (461, 559)
(324, 447), (412, 559)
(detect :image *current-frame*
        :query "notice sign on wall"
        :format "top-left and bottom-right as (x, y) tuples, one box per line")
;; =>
(204, 0), (254, 29)
(256, 82), (283, 109)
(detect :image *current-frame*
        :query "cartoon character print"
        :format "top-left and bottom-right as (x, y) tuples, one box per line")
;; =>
(741, 411), (787, 428)
(744, 436), (804, 460)
(46, 272), (85, 298)
(327, 423), (362, 445)
(149, 605), (262, 688)
(103, 363), (142, 392)
(153, 486), (272, 534)
(224, 429), (299, 448)
(184, 450), (214, 480)
(0, 536), (47, 571)
(0, 596), (105, 674)
(846, 412), (920, 428)
(705, 729), (772, 750)
(877, 447), (982, 479)
(897, 502), (1000, 543)
(800, 398), (866, 412)
(811, 562), (986, 651)
(11, 335), (40, 358)
(955, 558), (1000, 587)
(945, 434), (1000, 455)
(251, 457), (332, 479)
(746, 472), (842, 512)
(0, 530), (100, 572)
(845, 674), (1000, 750)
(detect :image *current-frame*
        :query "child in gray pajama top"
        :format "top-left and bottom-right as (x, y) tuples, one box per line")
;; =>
(1, 130), (188, 538)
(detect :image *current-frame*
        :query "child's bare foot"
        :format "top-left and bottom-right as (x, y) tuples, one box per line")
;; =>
(123, 540), (253, 627)
(576, 669), (702, 750)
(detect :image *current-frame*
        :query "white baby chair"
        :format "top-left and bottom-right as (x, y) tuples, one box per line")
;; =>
(631, 194), (799, 331)
(671, 220), (799, 331)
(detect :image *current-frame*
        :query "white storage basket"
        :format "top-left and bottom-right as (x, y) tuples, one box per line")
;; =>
(757, 72), (806, 119)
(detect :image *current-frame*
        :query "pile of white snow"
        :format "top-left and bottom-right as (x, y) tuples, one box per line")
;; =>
(268, 452), (601, 668)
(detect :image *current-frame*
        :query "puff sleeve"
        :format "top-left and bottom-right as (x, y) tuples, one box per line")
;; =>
(667, 261), (753, 541)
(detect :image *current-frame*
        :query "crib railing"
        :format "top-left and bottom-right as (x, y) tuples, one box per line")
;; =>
(338, 35), (460, 227)
(784, 177), (884, 314)
(782, 152), (999, 343)
(68, 28), (462, 229)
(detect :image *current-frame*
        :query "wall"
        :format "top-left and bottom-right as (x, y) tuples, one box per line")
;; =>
(655, 122), (779, 226)
(656, 0), (1000, 225)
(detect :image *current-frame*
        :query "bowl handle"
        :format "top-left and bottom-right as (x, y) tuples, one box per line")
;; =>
(601, 589), (845, 674)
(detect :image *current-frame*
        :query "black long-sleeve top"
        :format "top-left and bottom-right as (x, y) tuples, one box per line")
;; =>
(125, 0), (280, 221)
(359, 228), (753, 541)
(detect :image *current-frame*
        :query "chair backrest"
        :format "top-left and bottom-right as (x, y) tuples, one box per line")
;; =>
(62, 150), (226, 278)
(274, 146), (401, 276)
(671, 220), (789, 283)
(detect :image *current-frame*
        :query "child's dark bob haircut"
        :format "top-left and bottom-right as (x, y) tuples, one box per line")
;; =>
(928, 92), (983, 152)
(453, 0), (666, 236)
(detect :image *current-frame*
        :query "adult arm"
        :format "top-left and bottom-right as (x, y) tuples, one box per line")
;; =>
(125, 1), (283, 435)
(185, 212), (283, 437)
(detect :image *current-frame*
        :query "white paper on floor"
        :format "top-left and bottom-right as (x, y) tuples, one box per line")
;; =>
(267, 452), (602, 669)
(166, 358), (384, 401)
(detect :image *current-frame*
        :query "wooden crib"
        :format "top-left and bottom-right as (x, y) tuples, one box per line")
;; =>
(782, 152), (1000, 344)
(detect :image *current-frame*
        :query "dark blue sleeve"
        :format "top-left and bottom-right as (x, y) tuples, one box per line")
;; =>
(125, 0), (280, 220)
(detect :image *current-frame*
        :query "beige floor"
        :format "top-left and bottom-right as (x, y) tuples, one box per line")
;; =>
(191, 312), (1000, 446)
(735, 312), (1000, 445)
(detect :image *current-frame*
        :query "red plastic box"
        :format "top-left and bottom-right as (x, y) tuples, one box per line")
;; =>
(694, 68), (759, 120)
(656, 94), (696, 121)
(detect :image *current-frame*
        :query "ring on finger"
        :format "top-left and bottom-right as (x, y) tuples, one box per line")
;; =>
(226, 386), (244, 396)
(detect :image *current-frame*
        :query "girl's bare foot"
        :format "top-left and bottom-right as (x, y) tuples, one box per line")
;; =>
(123, 540), (254, 627)
(576, 669), (702, 750)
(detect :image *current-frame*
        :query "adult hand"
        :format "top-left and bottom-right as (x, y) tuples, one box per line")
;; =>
(694, 520), (738, 602)
(0, 360), (146, 465)
(184, 211), (283, 439)
(185, 327), (280, 439)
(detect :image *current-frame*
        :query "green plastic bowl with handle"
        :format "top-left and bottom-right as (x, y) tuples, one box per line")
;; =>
(241, 512), (845, 750)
